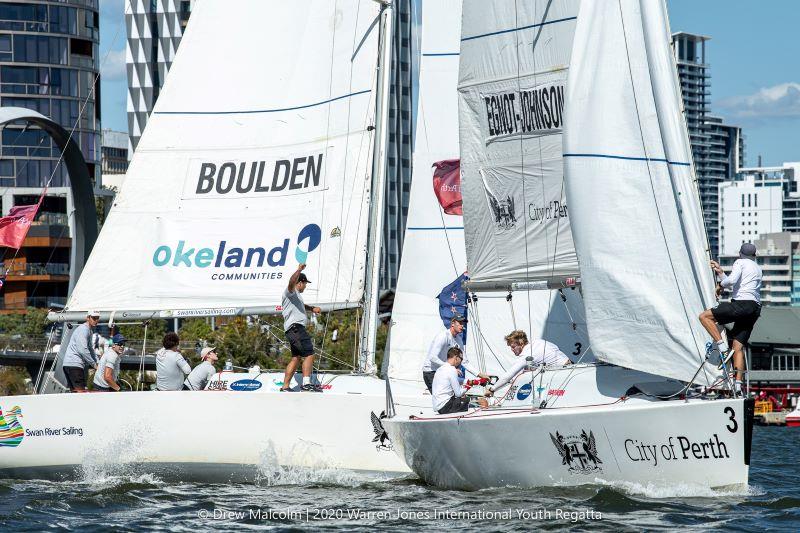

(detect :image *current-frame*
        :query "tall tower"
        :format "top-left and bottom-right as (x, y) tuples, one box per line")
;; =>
(672, 32), (743, 258)
(126, 0), (192, 153)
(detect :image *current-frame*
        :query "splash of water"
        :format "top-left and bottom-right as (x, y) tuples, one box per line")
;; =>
(596, 478), (765, 499)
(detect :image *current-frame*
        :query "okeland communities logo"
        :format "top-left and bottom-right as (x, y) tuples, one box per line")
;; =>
(150, 223), (322, 281)
(0, 405), (24, 447)
(549, 430), (603, 475)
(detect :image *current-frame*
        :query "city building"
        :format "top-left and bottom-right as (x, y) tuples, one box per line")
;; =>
(100, 128), (127, 190)
(126, 0), (192, 154)
(672, 32), (744, 258)
(0, 0), (101, 313)
(719, 175), (783, 256)
(126, 1), (414, 291)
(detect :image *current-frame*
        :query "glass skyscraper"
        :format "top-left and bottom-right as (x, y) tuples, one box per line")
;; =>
(0, 0), (100, 312)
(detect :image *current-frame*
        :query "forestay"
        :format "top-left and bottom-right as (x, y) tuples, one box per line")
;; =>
(386, 0), (591, 384)
(564, 0), (719, 384)
(63, 1), (381, 318)
(458, 0), (581, 289)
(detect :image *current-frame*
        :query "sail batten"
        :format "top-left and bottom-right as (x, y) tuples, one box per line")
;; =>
(64, 1), (381, 316)
(563, 0), (719, 384)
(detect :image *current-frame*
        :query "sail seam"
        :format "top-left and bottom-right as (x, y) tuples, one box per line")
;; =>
(563, 153), (690, 166)
(153, 89), (372, 115)
(461, 16), (577, 42)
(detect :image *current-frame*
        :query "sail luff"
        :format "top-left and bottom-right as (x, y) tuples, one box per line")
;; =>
(359, 2), (394, 374)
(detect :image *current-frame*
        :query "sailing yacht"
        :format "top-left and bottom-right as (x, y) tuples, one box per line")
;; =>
(0, 0), (436, 481)
(382, 0), (755, 490)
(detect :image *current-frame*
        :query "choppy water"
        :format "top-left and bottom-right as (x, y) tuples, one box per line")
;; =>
(1, 426), (797, 531)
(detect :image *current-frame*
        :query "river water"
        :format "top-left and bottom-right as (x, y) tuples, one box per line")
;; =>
(1, 426), (797, 531)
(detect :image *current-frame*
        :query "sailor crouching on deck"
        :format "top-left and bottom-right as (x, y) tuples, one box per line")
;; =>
(280, 263), (322, 392)
(92, 334), (127, 392)
(485, 330), (570, 398)
(421, 314), (489, 392)
(432, 347), (489, 414)
(184, 346), (218, 391)
(156, 332), (191, 391)
(62, 310), (101, 392)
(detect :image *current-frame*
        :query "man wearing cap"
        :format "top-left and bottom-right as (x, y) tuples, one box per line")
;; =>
(421, 314), (489, 392)
(184, 347), (219, 391)
(93, 334), (127, 392)
(62, 311), (101, 392)
(700, 242), (762, 394)
(280, 263), (322, 392)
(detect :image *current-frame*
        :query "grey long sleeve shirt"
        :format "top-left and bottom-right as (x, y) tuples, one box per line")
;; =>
(62, 323), (97, 369)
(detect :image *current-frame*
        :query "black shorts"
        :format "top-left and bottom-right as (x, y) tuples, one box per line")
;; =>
(422, 371), (436, 392)
(437, 395), (470, 415)
(63, 366), (87, 390)
(711, 299), (761, 345)
(286, 324), (314, 357)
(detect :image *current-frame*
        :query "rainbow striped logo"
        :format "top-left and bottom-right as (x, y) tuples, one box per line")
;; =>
(0, 405), (24, 447)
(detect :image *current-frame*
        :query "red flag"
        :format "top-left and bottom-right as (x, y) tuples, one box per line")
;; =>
(0, 203), (40, 249)
(432, 159), (462, 215)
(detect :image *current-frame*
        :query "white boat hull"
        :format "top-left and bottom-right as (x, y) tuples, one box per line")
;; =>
(0, 374), (432, 481)
(383, 397), (755, 490)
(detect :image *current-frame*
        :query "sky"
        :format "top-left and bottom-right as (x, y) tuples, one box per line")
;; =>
(98, 0), (800, 167)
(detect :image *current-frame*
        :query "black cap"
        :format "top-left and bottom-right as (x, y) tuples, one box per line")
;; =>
(739, 242), (757, 259)
(298, 273), (311, 284)
(451, 313), (467, 323)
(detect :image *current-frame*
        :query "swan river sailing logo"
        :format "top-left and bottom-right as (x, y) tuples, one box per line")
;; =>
(549, 430), (603, 475)
(0, 405), (24, 447)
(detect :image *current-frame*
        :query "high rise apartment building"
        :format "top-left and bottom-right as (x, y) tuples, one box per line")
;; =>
(0, 0), (101, 312)
(672, 32), (743, 258)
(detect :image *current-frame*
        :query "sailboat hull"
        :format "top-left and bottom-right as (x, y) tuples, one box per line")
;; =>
(383, 398), (754, 490)
(0, 376), (431, 481)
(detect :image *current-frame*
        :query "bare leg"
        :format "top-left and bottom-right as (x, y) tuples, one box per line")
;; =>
(302, 354), (314, 377)
(699, 310), (723, 343)
(282, 356), (300, 390)
(731, 339), (745, 382)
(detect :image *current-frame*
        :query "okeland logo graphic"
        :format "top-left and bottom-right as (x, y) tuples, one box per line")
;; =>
(549, 430), (603, 475)
(151, 223), (322, 275)
(0, 405), (24, 447)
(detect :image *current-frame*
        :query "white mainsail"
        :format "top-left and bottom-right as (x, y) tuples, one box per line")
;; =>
(64, 1), (381, 318)
(387, 0), (590, 384)
(563, 0), (719, 384)
(458, 0), (581, 289)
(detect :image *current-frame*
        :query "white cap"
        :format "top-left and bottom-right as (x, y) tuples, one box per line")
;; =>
(87, 310), (101, 318)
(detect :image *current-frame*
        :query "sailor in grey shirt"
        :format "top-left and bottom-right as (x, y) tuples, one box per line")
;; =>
(184, 347), (219, 391)
(156, 332), (191, 391)
(62, 311), (100, 391)
(280, 263), (321, 392)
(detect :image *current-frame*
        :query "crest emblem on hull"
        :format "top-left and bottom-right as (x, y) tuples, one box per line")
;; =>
(549, 430), (603, 474)
(0, 405), (24, 448)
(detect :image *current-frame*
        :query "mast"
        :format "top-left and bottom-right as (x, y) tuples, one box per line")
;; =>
(359, 0), (393, 374)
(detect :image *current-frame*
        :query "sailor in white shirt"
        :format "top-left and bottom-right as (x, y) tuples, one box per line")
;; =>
(431, 347), (470, 414)
(184, 346), (219, 391)
(700, 242), (763, 393)
(421, 314), (489, 392)
(485, 330), (570, 398)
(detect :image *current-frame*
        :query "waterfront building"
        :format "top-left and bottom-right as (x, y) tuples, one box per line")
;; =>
(719, 175), (784, 257)
(672, 32), (743, 258)
(0, 0), (101, 313)
(100, 128), (127, 190)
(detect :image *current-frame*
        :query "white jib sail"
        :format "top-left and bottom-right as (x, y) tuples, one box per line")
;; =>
(387, 0), (591, 384)
(457, 0), (581, 289)
(564, 0), (720, 384)
(65, 1), (381, 317)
